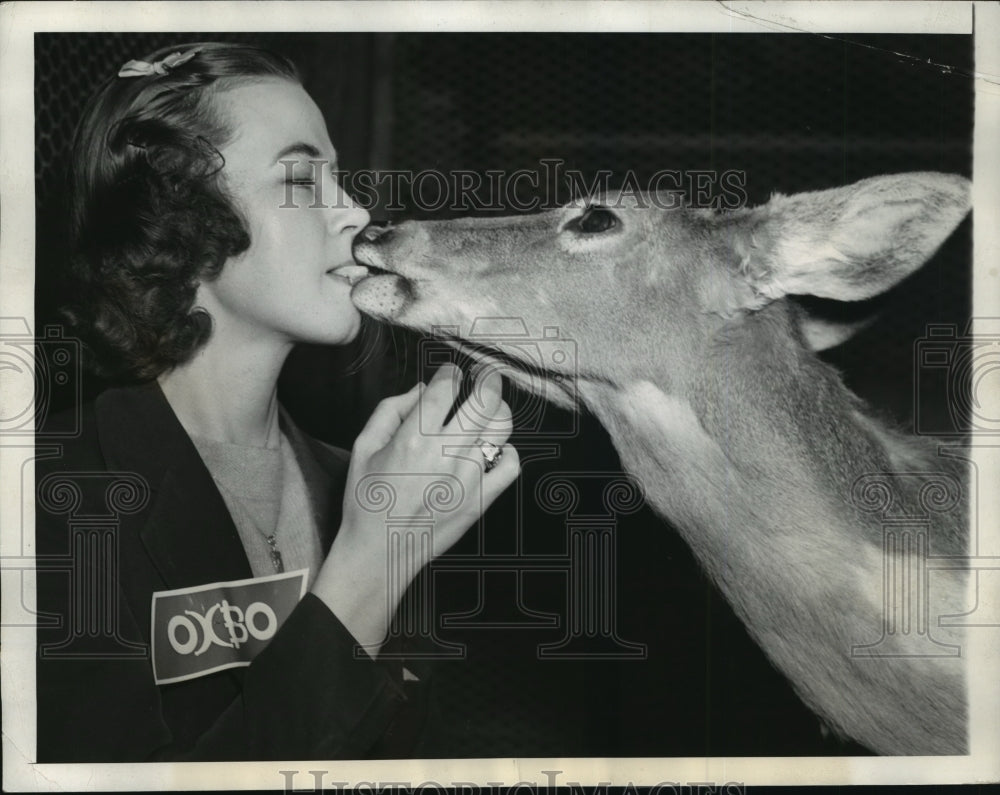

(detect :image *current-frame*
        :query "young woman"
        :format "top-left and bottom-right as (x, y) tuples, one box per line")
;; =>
(35, 41), (518, 762)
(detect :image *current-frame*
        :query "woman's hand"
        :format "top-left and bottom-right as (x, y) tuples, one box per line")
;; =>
(311, 364), (519, 656)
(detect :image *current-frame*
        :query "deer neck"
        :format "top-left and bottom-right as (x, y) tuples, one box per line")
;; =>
(573, 302), (967, 754)
(575, 303), (892, 609)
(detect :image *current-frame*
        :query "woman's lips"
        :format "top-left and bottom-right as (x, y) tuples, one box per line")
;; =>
(326, 263), (370, 285)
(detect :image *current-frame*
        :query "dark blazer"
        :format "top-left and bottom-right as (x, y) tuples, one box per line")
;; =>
(35, 382), (421, 762)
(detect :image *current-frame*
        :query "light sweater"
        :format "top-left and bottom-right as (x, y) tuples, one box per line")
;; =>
(191, 413), (324, 587)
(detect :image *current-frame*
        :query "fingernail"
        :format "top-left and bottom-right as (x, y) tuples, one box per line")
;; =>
(480, 368), (501, 392)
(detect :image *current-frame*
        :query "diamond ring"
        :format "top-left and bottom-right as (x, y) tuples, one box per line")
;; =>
(476, 438), (503, 473)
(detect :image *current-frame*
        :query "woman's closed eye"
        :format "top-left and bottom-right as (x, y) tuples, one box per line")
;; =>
(285, 163), (340, 188)
(285, 168), (317, 187)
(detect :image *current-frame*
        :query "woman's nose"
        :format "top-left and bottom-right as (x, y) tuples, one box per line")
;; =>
(329, 186), (371, 235)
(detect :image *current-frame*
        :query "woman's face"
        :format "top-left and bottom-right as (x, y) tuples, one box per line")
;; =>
(196, 78), (370, 347)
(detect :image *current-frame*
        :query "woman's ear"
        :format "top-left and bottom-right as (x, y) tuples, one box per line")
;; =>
(737, 172), (970, 304)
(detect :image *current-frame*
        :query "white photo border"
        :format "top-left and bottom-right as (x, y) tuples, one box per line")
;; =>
(2, 1), (998, 790)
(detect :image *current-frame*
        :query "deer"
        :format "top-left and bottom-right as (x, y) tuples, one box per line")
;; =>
(346, 172), (972, 755)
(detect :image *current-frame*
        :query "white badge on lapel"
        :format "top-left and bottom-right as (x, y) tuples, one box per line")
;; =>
(151, 569), (307, 684)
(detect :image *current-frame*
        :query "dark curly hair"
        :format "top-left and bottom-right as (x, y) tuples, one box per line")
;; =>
(65, 42), (299, 382)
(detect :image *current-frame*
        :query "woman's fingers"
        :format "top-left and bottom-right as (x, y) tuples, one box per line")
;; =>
(335, 363), (522, 614)
(398, 363), (462, 437)
(352, 381), (424, 457)
(446, 367), (508, 440)
(353, 363), (517, 505)
(474, 398), (513, 444)
(397, 363), (509, 444)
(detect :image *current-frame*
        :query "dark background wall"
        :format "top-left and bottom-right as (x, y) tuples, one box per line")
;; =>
(34, 32), (972, 757)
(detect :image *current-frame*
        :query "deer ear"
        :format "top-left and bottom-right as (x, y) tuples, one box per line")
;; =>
(799, 313), (878, 351)
(786, 295), (884, 351)
(744, 172), (970, 303)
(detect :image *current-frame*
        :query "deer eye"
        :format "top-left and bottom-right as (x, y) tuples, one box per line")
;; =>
(568, 206), (618, 234)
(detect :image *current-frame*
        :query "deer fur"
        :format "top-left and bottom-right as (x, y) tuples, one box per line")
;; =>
(350, 172), (971, 755)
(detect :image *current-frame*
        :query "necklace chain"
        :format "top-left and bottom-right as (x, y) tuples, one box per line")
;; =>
(264, 533), (284, 573)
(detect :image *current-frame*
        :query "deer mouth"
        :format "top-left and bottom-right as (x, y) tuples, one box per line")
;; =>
(351, 237), (582, 410)
(435, 330), (580, 411)
(349, 244), (415, 318)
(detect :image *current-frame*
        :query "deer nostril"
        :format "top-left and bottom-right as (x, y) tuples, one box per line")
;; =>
(360, 221), (393, 243)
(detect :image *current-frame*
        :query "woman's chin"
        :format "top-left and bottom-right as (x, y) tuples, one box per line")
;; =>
(285, 303), (365, 348)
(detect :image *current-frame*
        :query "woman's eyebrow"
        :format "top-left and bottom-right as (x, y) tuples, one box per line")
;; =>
(273, 142), (325, 164)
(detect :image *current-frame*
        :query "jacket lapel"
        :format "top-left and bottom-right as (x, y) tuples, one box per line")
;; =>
(95, 382), (252, 590)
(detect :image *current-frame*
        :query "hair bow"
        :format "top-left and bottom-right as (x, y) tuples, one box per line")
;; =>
(118, 49), (198, 78)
